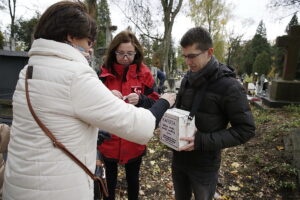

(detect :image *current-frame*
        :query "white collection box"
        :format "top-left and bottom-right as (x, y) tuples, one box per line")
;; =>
(159, 108), (196, 151)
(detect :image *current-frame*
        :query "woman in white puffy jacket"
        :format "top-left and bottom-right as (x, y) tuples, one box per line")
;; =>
(3, 1), (175, 200)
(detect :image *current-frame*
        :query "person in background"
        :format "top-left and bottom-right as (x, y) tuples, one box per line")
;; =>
(3, 2), (175, 200)
(98, 30), (159, 200)
(0, 123), (10, 200)
(157, 69), (166, 94)
(173, 27), (255, 200)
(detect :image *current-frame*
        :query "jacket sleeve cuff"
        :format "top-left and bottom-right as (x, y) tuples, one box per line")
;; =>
(136, 94), (145, 107)
(149, 99), (170, 127)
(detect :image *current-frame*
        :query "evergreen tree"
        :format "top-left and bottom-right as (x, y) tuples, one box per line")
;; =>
(14, 14), (39, 51)
(251, 21), (271, 75)
(271, 45), (285, 77)
(226, 34), (243, 74)
(253, 51), (272, 75)
(241, 40), (255, 75)
(255, 20), (267, 38)
(285, 13), (299, 33)
(96, 0), (111, 48)
(240, 20), (271, 75)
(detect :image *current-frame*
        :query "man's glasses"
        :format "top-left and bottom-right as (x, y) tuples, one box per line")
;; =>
(182, 51), (206, 59)
(115, 51), (136, 58)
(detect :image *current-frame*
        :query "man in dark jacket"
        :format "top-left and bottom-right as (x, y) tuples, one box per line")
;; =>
(172, 27), (255, 200)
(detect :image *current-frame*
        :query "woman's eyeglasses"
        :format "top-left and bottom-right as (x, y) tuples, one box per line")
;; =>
(115, 51), (136, 58)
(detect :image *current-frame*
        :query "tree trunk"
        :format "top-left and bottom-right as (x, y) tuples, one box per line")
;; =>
(161, 0), (183, 78)
(8, 0), (16, 50)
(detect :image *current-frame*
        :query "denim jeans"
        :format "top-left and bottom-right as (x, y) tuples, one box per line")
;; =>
(172, 165), (218, 200)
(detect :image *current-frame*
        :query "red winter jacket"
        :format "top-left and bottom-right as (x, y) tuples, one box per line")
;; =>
(98, 63), (159, 164)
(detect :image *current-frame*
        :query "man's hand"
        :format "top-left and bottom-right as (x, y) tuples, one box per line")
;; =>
(111, 90), (123, 99)
(126, 93), (139, 105)
(179, 136), (195, 151)
(160, 93), (176, 107)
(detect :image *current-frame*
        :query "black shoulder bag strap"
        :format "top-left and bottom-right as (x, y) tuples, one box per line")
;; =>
(25, 66), (109, 198)
(188, 81), (209, 121)
(174, 77), (187, 108)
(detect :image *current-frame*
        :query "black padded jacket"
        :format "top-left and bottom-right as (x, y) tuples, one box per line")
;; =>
(173, 56), (256, 172)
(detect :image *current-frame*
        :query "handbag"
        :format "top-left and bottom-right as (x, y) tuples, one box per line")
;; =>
(94, 149), (107, 199)
(25, 66), (109, 198)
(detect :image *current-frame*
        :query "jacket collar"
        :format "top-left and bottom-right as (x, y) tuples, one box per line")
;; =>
(187, 56), (236, 88)
(100, 63), (139, 79)
(29, 38), (89, 65)
(187, 56), (218, 87)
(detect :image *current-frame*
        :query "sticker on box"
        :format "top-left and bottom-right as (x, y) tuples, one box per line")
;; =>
(159, 108), (196, 151)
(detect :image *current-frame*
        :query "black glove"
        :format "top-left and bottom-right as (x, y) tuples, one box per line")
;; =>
(97, 130), (111, 146)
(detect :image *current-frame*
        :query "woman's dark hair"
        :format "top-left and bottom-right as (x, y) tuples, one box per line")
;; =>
(103, 30), (144, 75)
(180, 27), (213, 51)
(34, 1), (97, 42)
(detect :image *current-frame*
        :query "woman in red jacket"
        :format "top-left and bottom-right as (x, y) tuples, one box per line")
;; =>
(98, 30), (159, 200)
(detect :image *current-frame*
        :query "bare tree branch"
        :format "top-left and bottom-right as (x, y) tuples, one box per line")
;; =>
(110, 0), (162, 41)
(268, 0), (300, 9)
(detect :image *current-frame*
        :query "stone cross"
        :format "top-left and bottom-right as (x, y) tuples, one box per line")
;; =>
(105, 25), (117, 47)
(276, 25), (300, 81)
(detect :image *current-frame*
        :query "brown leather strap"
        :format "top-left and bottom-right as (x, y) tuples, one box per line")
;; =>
(25, 66), (108, 197)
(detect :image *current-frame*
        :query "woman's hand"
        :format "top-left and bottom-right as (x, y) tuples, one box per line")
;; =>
(126, 93), (139, 105)
(160, 93), (176, 107)
(111, 90), (123, 99)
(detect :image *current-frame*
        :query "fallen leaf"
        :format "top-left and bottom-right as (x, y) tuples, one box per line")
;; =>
(139, 190), (145, 195)
(230, 170), (239, 175)
(148, 148), (155, 154)
(231, 162), (240, 168)
(150, 161), (155, 165)
(166, 181), (173, 189)
(228, 185), (240, 191)
(276, 146), (284, 151)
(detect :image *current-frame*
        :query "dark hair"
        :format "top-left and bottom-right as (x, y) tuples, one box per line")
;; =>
(103, 30), (144, 75)
(180, 27), (213, 51)
(34, 1), (97, 42)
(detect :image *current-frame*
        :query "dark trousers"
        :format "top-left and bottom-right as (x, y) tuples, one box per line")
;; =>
(103, 157), (142, 200)
(172, 165), (218, 200)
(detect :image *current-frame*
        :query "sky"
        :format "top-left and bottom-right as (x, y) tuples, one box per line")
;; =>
(0, 0), (296, 46)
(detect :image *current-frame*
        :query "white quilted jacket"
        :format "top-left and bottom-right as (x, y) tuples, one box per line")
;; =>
(3, 39), (155, 200)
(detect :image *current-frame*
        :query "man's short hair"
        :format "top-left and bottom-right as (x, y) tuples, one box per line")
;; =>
(180, 27), (213, 51)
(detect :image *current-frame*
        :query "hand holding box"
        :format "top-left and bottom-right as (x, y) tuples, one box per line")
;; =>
(159, 108), (196, 151)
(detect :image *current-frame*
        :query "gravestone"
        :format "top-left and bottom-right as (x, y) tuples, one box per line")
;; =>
(256, 75), (264, 96)
(104, 25), (117, 48)
(0, 50), (28, 125)
(0, 50), (28, 101)
(256, 74), (269, 97)
(284, 129), (300, 184)
(262, 25), (300, 108)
